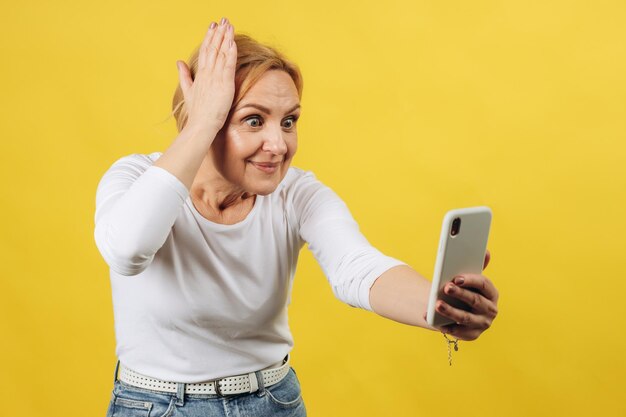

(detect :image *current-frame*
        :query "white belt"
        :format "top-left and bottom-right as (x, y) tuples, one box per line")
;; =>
(116, 355), (290, 396)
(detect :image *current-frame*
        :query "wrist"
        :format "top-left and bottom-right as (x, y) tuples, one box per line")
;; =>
(182, 123), (220, 142)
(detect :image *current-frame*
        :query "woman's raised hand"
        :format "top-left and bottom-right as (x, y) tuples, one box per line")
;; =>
(176, 18), (237, 137)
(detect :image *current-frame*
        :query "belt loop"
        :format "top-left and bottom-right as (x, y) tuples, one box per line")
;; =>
(248, 372), (259, 393)
(255, 370), (266, 396)
(113, 359), (120, 384)
(175, 382), (186, 406)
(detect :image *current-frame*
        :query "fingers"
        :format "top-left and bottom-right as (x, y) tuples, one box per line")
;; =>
(440, 324), (482, 341)
(443, 281), (498, 317)
(198, 21), (219, 69)
(483, 250), (491, 270)
(179, 18), (234, 101)
(453, 273), (499, 302)
(434, 265), (499, 342)
(435, 300), (493, 330)
(204, 18), (231, 72)
(220, 23), (237, 76)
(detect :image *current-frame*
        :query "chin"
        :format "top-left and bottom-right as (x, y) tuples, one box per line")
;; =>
(255, 188), (279, 196)
(248, 179), (282, 196)
(243, 164), (291, 196)
(246, 171), (287, 195)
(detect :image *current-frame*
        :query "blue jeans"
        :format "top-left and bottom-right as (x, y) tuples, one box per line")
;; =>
(105, 360), (307, 417)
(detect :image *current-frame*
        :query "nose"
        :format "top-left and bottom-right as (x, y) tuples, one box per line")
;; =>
(261, 124), (288, 156)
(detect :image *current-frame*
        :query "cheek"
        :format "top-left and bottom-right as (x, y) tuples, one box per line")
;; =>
(223, 129), (257, 160)
(285, 135), (298, 158)
(291, 137), (298, 154)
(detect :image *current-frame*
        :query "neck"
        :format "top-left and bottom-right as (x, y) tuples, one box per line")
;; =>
(190, 159), (253, 215)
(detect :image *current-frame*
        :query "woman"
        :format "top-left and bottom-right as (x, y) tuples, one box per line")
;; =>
(95, 17), (499, 417)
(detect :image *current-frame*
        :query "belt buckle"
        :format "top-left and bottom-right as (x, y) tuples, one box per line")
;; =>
(214, 378), (224, 397)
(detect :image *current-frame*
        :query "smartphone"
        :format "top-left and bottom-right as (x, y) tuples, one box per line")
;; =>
(426, 206), (492, 327)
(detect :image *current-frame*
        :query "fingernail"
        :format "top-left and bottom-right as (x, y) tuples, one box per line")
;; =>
(454, 276), (464, 285)
(446, 284), (455, 294)
(220, 17), (227, 25)
(210, 22), (216, 29)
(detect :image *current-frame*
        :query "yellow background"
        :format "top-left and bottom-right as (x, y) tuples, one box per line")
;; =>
(1, 0), (624, 416)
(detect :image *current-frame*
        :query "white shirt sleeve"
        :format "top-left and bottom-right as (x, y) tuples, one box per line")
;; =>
(93, 154), (189, 276)
(292, 171), (407, 312)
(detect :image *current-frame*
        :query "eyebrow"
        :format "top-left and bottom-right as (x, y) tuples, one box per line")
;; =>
(236, 103), (301, 115)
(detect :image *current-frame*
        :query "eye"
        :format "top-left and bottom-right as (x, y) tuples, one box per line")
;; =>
(244, 116), (262, 128)
(283, 115), (299, 129)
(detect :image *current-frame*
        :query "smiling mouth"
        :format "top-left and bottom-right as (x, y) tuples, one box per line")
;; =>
(249, 161), (281, 173)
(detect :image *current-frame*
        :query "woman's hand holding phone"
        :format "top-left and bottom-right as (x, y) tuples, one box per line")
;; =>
(430, 250), (499, 341)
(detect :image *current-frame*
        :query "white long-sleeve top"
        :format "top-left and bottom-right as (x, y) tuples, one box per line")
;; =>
(94, 152), (406, 382)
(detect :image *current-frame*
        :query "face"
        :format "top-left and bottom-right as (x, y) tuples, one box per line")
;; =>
(210, 70), (301, 196)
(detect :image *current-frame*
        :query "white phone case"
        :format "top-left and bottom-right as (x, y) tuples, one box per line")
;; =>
(426, 206), (492, 327)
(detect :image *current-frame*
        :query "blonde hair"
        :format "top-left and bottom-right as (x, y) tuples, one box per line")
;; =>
(171, 33), (303, 133)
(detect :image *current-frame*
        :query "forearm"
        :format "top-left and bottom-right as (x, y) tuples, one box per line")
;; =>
(369, 264), (437, 330)
(152, 126), (219, 191)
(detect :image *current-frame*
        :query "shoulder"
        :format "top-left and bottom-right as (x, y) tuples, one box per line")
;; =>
(276, 166), (324, 195)
(98, 151), (162, 180)
(276, 166), (348, 220)
(275, 166), (338, 207)
(96, 152), (164, 196)
(106, 151), (161, 171)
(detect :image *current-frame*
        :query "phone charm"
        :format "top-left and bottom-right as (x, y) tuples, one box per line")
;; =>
(443, 333), (459, 366)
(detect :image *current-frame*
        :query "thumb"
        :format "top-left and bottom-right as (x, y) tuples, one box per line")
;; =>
(176, 60), (192, 101)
